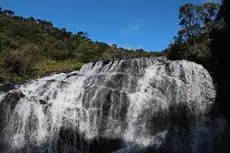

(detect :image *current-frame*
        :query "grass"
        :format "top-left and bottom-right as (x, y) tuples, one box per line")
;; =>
(35, 60), (84, 77)
(0, 59), (85, 83)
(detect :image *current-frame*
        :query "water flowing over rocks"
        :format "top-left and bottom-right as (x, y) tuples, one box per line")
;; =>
(0, 58), (229, 153)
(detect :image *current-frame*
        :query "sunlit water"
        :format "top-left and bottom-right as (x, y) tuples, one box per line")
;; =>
(0, 58), (229, 153)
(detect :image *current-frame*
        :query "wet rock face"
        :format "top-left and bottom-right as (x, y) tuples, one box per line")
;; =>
(0, 83), (16, 92)
(0, 58), (229, 153)
(1, 92), (25, 109)
(0, 91), (25, 143)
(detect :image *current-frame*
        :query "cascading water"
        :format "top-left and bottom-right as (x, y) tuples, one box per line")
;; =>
(0, 58), (229, 153)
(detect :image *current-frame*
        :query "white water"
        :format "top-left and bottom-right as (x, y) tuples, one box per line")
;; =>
(0, 58), (228, 153)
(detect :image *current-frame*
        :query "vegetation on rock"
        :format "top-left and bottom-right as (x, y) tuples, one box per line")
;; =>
(166, 2), (220, 70)
(166, 0), (230, 120)
(0, 0), (229, 120)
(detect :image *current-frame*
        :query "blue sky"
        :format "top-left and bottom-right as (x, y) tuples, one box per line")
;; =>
(2, 0), (210, 51)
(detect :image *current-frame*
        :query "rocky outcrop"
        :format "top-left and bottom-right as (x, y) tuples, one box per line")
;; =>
(0, 58), (229, 153)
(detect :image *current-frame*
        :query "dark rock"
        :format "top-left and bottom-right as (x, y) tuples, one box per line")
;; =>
(88, 137), (123, 153)
(2, 92), (25, 109)
(65, 73), (83, 79)
(0, 83), (16, 92)
(39, 99), (47, 105)
(0, 91), (24, 136)
(102, 60), (110, 65)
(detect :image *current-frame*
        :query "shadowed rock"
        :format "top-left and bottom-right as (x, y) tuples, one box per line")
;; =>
(0, 83), (16, 92)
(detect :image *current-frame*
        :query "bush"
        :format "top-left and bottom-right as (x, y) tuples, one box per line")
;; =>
(166, 42), (185, 60)
(167, 42), (212, 70)
(0, 9), (162, 83)
(2, 44), (40, 77)
(35, 60), (84, 76)
(101, 48), (122, 60)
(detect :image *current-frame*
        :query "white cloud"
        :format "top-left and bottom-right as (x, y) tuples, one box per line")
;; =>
(120, 24), (141, 37)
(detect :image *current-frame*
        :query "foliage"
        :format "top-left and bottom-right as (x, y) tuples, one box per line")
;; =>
(35, 60), (84, 76)
(177, 2), (219, 46)
(166, 2), (220, 69)
(166, 0), (230, 119)
(0, 8), (160, 83)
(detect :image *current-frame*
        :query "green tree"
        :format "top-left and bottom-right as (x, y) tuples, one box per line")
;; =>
(0, 7), (157, 83)
(177, 3), (219, 46)
(102, 47), (121, 60)
(178, 3), (200, 47)
(2, 9), (15, 16)
(198, 3), (220, 41)
(27, 16), (36, 24)
(167, 2), (219, 67)
(2, 44), (40, 77)
(74, 40), (95, 62)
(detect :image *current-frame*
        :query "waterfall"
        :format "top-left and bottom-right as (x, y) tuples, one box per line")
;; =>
(0, 58), (229, 153)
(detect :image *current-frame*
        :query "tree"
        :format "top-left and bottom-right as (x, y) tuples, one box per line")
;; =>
(198, 3), (220, 41)
(2, 44), (40, 77)
(74, 40), (95, 62)
(75, 31), (89, 40)
(2, 9), (15, 16)
(177, 3), (219, 46)
(111, 44), (117, 48)
(178, 3), (200, 47)
(27, 17), (36, 24)
(102, 47), (121, 60)
(0, 7), (155, 83)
